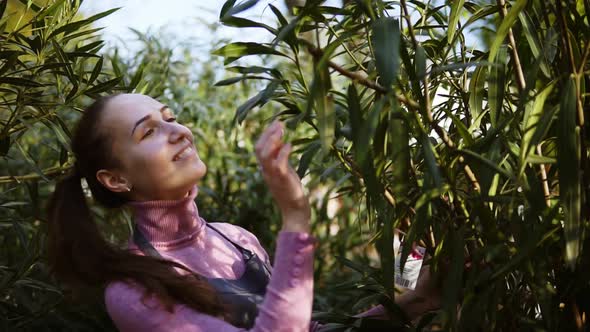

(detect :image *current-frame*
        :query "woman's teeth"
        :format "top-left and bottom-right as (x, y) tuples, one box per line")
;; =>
(175, 146), (193, 161)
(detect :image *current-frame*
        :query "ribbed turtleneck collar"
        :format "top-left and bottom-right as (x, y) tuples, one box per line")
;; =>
(127, 185), (205, 250)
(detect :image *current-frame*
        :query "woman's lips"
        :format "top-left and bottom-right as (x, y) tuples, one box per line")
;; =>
(173, 145), (195, 161)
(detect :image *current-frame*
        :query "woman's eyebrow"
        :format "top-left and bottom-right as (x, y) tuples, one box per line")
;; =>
(130, 105), (169, 137)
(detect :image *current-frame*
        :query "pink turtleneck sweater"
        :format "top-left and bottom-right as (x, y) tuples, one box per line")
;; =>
(104, 186), (319, 332)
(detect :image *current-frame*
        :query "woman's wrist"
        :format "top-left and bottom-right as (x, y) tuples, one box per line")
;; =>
(280, 213), (311, 233)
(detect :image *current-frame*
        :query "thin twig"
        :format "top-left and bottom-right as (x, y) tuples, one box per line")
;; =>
(399, 0), (418, 50)
(497, 0), (554, 202)
(0, 166), (69, 184)
(578, 41), (590, 75)
(496, 0), (526, 93)
(302, 39), (420, 109)
(537, 145), (551, 207)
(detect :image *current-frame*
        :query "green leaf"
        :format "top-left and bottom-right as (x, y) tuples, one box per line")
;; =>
(458, 148), (514, 180)
(468, 66), (486, 125)
(389, 100), (410, 199)
(0, 77), (44, 87)
(488, 0), (528, 63)
(49, 8), (120, 38)
(220, 0), (258, 19)
(89, 57), (103, 84)
(297, 140), (321, 178)
(34, 0), (67, 22)
(61, 27), (105, 43)
(448, 0), (465, 44)
(75, 40), (104, 53)
(269, 4), (288, 26)
(347, 84), (362, 150)
(43, 119), (71, 153)
(84, 77), (122, 96)
(442, 226), (465, 326)
(226, 65), (283, 80)
(371, 17), (400, 90)
(357, 97), (385, 165)
(15, 141), (49, 183)
(314, 63), (334, 154)
(219, 0), (238, 19)
(518, 11), (551, 78)
(234, 81), (279, 124)
(214, 75), (270, 86)
(415, 44), (426, 79)
(525, 154), (556, 164)
(557, 78), (581, 270)
(421, 134), (443, 188)
(488, 46), (507, 128)
(129, 62), (145, 90)
(519, 81), (555, 172)
(221, 16), (276, 35)
(51, 39), (76, 85)
(212, 42), (286, 65)
(443, 107), (475, 147)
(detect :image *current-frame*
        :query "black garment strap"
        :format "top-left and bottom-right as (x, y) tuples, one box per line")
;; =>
(132, 221), (272, 275)
(132, 222), (164, 259)
(206, 223), (254, 259)
(207, 223), (272, 275)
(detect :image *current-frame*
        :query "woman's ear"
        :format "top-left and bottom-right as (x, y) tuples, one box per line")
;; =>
(96, 169), (131, 193)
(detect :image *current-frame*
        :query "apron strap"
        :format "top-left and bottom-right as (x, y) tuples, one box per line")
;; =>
(206, 223), (272, 276)
(132, 222), (272, 275)
(133, 222), (164, 259)
(206, 223), (254, 258)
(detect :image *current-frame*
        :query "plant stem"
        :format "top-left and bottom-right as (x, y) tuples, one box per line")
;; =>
(537, 145), (551, 207)
(0, 166), (69, 184)
(301, 39), (420, 109)
(496, 0), (526, 93)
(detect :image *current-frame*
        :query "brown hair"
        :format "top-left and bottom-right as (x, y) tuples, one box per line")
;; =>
(46, 95), (226, 316)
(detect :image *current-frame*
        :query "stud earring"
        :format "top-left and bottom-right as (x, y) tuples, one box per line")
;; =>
(126, 185), (132, 192)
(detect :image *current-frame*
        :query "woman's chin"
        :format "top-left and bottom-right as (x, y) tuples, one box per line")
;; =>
(186, 160), (207, 184)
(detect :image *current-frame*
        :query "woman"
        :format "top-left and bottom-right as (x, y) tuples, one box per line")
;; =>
(47, 93), (437, 332)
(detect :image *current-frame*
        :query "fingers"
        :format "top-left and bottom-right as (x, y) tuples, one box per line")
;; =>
(255, 121), (284, 168)
(276, 143), (292, 174)
(255, 121), (282, 154)
(260, 126), (284, 161)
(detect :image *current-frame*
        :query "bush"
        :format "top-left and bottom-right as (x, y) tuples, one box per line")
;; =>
(213, 0), (590, 330)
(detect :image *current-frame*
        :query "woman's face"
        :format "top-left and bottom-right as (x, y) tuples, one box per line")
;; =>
(96, 94), (206, 201)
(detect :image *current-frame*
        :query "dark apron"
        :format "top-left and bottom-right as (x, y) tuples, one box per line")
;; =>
(132, 222), (272, 328)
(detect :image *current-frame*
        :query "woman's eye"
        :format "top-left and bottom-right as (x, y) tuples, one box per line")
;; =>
(142, 129), (154, 139)
(166, 117), (177, 123)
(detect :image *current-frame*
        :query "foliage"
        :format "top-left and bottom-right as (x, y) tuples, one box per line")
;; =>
(0, 0), (171, 330)
(213, 0), (590, 330)
(0, 1), (372, 330)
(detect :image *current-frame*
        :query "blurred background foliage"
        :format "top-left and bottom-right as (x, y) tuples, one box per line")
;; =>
(1, 0), (590, 331)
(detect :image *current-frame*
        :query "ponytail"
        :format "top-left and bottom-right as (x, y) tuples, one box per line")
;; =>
(46, 96), (227, 318)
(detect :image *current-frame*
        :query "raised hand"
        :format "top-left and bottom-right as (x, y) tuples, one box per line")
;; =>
(255, 121), (311, 233)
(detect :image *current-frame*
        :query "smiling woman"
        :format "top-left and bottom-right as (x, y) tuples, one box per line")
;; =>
(46, 93), (316, 331)
(93, 94), (207, 201)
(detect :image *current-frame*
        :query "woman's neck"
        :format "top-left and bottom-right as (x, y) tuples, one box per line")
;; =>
(127, 185), (205, 250)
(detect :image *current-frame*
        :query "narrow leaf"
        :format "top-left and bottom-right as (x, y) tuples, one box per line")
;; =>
(558, 78), (581, 270)
(371, 18), (400, 90)
(448, 0), (465, 44)
(488, 0), (528, 63)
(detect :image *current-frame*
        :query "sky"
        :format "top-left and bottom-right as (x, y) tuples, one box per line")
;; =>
(79, 0), (479, 55)
(79, 0), (336, 48)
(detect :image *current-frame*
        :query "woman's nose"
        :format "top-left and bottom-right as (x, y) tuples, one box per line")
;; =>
(168, 124), (192, 144)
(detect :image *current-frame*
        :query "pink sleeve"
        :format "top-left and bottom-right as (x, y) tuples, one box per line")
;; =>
(105, 231), (315, 332)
